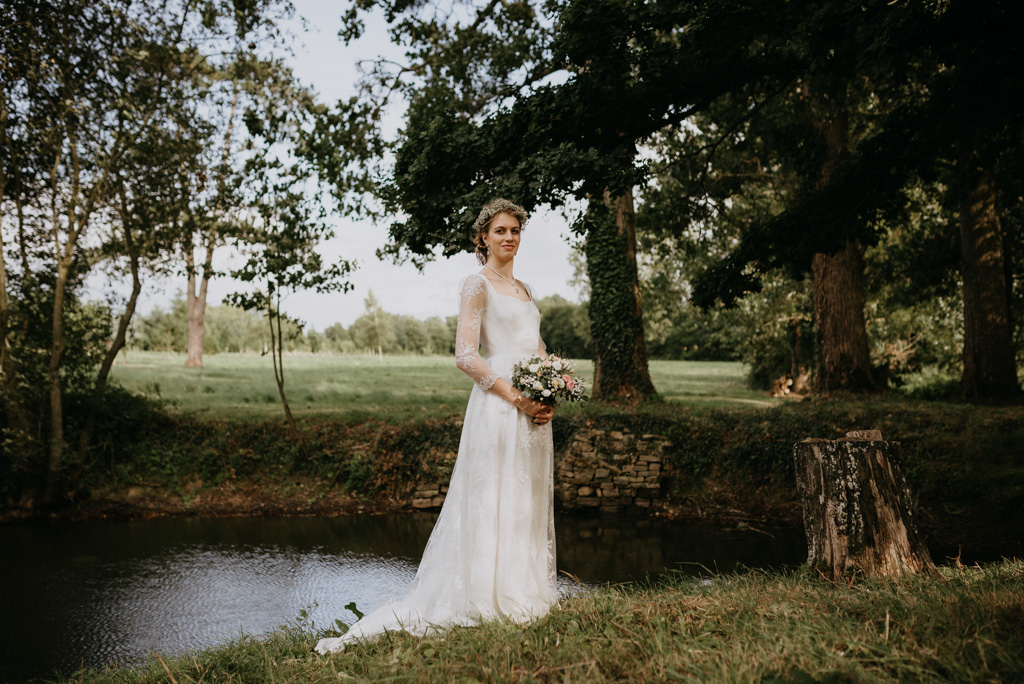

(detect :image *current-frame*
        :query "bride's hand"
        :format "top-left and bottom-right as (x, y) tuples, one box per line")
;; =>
(532, 404), (555, 426)
(512, 392), (555, 425)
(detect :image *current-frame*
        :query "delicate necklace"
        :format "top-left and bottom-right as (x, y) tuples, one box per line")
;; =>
(485, 263), (520, 294)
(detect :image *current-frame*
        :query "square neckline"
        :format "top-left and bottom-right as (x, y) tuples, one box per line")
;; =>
(478, 272), (534, 303)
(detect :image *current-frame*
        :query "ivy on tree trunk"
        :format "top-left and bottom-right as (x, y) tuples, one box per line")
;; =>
(583, 190), (656, 402)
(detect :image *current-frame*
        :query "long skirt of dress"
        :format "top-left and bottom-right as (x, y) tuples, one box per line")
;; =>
(315, 352), (557, 654)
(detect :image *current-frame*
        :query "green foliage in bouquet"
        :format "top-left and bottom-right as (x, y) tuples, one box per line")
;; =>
(511, 354), (588, 405)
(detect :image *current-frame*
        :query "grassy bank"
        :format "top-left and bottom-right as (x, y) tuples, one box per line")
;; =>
(60, 389), (1024, 557)
(6, 355), (1022, 556)
(59, 559), (1024, 683)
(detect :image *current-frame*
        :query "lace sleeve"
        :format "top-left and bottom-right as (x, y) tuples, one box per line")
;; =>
(455, 274), (499, 390)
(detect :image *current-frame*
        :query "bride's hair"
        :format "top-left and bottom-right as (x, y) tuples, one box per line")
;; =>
(472, 198), (528, 265)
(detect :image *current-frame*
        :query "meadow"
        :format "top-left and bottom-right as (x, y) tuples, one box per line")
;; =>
(110, 351), (775, 420)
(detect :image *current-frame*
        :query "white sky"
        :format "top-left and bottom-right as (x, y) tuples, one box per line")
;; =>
(119, 0), (580, 330)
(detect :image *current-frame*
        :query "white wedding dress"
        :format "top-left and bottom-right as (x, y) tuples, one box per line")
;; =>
(315, 273), (557, 653)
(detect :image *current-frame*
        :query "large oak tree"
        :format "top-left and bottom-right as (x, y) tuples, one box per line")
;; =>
(325, 0), (657, 401)
(693, 0), (1024, 399)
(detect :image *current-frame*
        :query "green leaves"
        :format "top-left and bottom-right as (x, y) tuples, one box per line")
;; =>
(345, 601), (365, 621)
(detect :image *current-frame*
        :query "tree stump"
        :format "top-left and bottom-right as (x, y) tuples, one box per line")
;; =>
(793, 431), (938, 579)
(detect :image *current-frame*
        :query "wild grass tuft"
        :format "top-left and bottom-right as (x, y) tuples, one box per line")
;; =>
(59, 559), (1024, 683)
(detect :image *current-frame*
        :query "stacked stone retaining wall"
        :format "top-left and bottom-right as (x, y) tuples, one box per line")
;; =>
(410, 427), (670, 513)
(556, 428), (669, 513)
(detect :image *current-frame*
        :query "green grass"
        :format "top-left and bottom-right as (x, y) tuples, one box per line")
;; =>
(58, 559), (1024, 683)
(111, 353), (473, 420)
(647, 359), (774, 407)
(110, 352), (772, 420)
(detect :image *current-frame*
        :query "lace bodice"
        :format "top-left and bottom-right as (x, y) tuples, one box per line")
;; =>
(455, 273), (545, 389)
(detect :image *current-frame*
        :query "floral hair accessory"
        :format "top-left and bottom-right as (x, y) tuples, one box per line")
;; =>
(472, 198), (529, 235)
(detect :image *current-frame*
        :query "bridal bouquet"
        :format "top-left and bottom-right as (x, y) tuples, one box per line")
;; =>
(512, 353), (588, 405)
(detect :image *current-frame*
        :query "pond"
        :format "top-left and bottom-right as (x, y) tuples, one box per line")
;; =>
(0, 513), (805, 683)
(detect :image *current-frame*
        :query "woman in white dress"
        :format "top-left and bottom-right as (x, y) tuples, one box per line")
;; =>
(315, 198), (558, 654)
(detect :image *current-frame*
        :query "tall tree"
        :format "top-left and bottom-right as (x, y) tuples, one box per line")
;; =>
(349, 291), (394, 359)
(227, 63), (355, 436)
(704, 0), (1024, 399)
(940, 3), (1022, 398)
(179, 0), (300, 369)
(616, 0), (898, 393)
(327, 0), (658, 400)
(70, 119), (203, 489)
(0, 0), (320, 505)
(0, 0), (204, 501)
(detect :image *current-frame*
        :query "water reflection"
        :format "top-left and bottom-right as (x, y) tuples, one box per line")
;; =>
(556, 513), (805, 583)
(0, 513), (803, 683)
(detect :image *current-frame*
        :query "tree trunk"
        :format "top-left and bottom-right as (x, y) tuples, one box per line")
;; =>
(583, 189), (656, 402)
(812, 244), (875, 392)
(183, 83), (237, 368)
(71, 204), (143, 489)
(184, 238), (212, 368)
(958, 164), (1019, 399)
(268, 294), (303, 467)
(810, 104), (874, 392)
(44, 260), (70, 504)
(794, 431), (937, 580)
(0, 158), (9, 384)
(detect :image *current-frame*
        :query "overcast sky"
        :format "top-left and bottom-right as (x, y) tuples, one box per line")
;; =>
(117, 0), (581, 330)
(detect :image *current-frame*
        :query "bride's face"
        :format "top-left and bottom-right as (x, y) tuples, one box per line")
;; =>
(483, 212), (522, 260)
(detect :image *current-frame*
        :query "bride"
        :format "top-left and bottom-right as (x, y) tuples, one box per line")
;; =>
(315, 198), (558, 654)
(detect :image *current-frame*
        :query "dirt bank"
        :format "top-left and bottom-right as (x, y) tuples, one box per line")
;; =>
(3, 476), (1015, 564)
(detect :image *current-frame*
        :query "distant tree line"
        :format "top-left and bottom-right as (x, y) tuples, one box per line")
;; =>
(130, 291), (456, 356)
(128, 290), (599, 359)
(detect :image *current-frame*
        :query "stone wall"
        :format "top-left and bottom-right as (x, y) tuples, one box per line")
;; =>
(410, 427), (671, 514)
(411, 482), (449, 509)
(555, 428), (670, 513)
